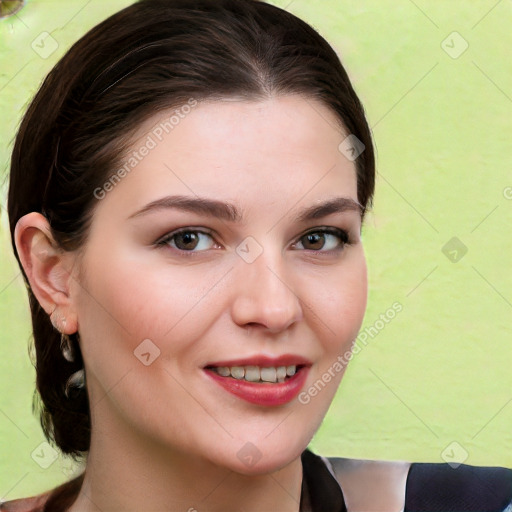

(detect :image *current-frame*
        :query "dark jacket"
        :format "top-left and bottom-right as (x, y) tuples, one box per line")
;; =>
(302, 449), (512, 512)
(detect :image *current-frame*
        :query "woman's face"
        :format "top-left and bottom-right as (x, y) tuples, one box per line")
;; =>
(70, 95), (367, 474)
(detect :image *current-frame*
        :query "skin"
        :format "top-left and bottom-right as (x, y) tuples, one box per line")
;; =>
(15, 95), (368, 511)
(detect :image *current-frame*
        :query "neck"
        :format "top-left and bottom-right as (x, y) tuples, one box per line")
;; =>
(67, 405), (303, 512)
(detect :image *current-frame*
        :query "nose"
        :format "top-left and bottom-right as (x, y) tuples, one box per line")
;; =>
(230, 248), (304, 334)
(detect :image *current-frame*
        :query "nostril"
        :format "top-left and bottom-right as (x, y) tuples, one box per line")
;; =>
(0, 0), (24, 19)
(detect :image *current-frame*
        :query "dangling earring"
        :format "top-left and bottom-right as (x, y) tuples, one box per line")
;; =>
(60, 333), (75, 362)
(50, 308), (74, 361)
(65, 368), (85, 398)
(49, 307), (86, 397)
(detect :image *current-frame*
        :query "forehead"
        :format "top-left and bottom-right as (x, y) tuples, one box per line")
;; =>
(94, 95), (358, 218)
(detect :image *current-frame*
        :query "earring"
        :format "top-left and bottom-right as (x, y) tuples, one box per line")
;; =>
(60, 333), (75, 363)
(50, 308), (74, 362)
(49, 307), (86, 396)
(64, 368), (85, 398)
(50, 308), (67, 331)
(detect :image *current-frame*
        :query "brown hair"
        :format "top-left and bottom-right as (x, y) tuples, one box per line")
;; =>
(7, 0), (375, 507)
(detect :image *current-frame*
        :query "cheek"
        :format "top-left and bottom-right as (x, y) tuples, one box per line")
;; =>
(75, 251), (224, 370)
(307, 250), (368, 354)
(77, 251), (197, 364)
(295, 255), (367, 421)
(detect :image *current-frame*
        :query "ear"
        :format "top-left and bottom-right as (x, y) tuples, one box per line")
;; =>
(14, 212), (78, 334)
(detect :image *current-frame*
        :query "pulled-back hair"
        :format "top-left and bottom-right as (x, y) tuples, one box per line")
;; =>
(8, 0), (374, 507)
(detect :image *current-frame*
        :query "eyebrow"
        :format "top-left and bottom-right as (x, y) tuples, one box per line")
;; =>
(128, 195), (363, 222)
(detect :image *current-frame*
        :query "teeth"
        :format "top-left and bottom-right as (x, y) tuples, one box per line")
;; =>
(276, 366), (287, 382)
(245, 366), (260, 382)
(260, 367), (277, 383)
(231, 366), (245, 379)
(217, 366), (231, 377)
(211, 365), (298, 383)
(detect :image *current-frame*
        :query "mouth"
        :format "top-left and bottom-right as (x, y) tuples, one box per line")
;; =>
(205, 364), (305, 383)
(203, 356), (311, 406)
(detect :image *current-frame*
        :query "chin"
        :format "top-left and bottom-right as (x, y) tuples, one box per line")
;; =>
(222, 436), (308, 477)
(228, 454), (299, 477)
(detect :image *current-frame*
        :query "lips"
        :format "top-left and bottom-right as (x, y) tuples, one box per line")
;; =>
(203, 354), (312, 406)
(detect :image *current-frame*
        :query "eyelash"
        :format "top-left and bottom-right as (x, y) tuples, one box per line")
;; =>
(155, 227), (351, 257)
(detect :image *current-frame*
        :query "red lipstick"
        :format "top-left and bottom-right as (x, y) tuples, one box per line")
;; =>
(203, 354), (311, 407)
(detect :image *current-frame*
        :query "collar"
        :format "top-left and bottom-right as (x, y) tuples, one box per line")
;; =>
(300, 449), (347, 512)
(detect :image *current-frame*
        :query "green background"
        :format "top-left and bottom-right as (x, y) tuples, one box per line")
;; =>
(1, 0), (511, 500)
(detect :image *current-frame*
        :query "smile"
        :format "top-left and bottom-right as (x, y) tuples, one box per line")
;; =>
(203, 356), (311, 406)
(207, 364), (299, 383)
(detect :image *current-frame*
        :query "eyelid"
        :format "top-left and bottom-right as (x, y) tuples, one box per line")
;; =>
(155, 225), (351, 255)
(298, 225), (348, 238)
(292, 226), (350, 251)
(155, 227), (217, 248)
(156, 226), (213, 240)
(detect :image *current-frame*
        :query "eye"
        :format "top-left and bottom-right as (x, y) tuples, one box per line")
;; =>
(155, 226), (351, 255)
(293, 228), (349, 252)
(156, 228), (217, 252)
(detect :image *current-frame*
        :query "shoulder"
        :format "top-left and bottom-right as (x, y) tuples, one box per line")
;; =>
(327, 456), (411, 511)
(406, 461), (512, 512)
(0, 492), (50, 512)
(0, 473), (85, 512)
(326, 455), (512, 512)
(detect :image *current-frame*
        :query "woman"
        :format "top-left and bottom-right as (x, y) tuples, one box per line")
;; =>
(2, 0), (511, 510)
